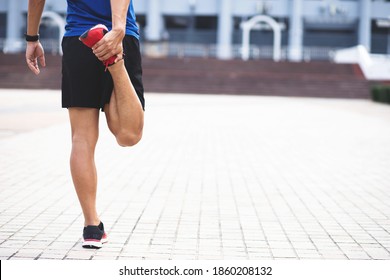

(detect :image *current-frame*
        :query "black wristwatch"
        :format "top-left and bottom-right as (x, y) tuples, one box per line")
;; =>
(25, 33), (40, 42)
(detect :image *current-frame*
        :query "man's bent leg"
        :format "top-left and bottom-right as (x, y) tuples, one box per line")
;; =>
(104, 58), (144, 147)
(69, 108), (100, 227)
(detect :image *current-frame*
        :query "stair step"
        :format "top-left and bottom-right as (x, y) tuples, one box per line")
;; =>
(0, 54), (370, 99)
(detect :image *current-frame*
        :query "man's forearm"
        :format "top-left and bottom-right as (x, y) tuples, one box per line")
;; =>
(111, 0), (131, 34)
(27, 0), (46, 35)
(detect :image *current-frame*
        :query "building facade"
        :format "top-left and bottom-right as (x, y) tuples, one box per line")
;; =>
(0, 0), (389, 60)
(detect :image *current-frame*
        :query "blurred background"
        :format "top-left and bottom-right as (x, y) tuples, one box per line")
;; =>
(1, 1), (390, 261)
(0, 0), (389, 98)
(1, 0), (390, 57)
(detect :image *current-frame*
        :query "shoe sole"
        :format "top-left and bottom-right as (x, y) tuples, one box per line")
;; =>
(82, 236), (108, 249)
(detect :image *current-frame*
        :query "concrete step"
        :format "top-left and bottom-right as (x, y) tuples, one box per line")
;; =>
(0, 54), (370, 99)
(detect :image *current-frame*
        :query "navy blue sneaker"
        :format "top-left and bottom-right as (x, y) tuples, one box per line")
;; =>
(82, 222), (108, 249)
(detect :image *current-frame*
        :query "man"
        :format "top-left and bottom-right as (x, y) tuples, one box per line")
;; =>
(25, 0), (145, 249)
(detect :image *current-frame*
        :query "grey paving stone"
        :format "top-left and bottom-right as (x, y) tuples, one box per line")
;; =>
(1, 90), (390, 260)
(13, 248), (43, 258)
(0, 248), (18, 257)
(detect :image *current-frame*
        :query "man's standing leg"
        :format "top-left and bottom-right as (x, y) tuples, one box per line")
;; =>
(68, 108), (100, 226)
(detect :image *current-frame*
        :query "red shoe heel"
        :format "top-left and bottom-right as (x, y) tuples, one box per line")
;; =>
(79, 24), (117, 71)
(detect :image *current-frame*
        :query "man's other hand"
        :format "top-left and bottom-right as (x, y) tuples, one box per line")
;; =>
(26, 41), (46, 75)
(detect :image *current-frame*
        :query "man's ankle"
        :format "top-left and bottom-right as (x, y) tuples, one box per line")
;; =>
(84, 219), (100, 227)
(107, 59), (125, 73)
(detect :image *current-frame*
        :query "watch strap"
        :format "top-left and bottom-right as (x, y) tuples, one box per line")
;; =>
(25, 33), (40, 42)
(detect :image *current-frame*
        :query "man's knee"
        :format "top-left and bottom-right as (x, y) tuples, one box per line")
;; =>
(116, 130), (143, 147)
(71, 132), (98, 150)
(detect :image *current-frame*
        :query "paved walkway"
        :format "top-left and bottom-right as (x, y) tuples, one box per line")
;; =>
(1, 89), (390, 260)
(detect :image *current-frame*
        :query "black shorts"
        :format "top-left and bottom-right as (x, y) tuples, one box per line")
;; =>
(61, 35), (145, 111)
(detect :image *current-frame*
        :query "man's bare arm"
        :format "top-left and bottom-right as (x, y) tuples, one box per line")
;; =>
(93, 0), (131, 62)
(27, 0), (46, 35)
(111, 0), (131, 34)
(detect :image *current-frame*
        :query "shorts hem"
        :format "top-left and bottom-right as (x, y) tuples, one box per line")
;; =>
(62, 105), (105, 111)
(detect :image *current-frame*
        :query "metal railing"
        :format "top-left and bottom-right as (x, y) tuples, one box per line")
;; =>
(141, 43), (337, 61)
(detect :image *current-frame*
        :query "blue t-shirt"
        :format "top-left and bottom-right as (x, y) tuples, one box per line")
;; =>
(64, 0), (139, 39)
